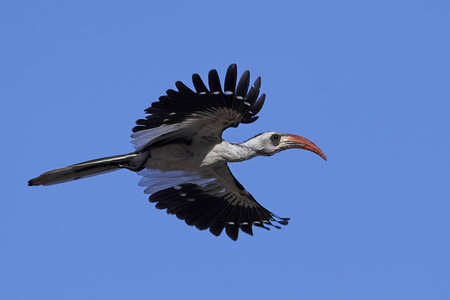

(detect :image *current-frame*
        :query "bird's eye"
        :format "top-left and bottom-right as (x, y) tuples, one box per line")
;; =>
(270, 134), (281, 145)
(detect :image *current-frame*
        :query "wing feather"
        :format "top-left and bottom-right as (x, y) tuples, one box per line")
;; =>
(224, 64), (237, 93)
(208, 69), (222, 92)
(236, 70), (250, 97)
(131, 64), (266, 151)
(246, 77), (261, 106)
(192, 73), (209, 93)
(141, 165), (289, 240)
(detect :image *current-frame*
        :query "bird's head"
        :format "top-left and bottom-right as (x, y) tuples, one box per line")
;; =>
(245, 132), (327, 160)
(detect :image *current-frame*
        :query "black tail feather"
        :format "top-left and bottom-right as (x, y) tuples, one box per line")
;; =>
(28, 153), (141, 186)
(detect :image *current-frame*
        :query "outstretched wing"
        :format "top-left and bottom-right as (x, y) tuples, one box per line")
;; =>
(131, 64), (266, 150)
(138, 164), (289, 241)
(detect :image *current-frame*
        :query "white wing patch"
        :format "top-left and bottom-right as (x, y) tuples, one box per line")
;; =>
(131, 108), (243, 151)
(131, 123), (181, 151)
(137, 169), (218, 195)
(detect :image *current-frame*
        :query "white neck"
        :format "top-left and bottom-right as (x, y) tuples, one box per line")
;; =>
(201, 140), (259, 166)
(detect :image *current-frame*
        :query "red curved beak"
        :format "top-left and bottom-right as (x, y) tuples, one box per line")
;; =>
(281, 134), (327, 161)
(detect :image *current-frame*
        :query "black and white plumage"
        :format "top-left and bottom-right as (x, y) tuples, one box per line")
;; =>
(29, 64), (327, 241)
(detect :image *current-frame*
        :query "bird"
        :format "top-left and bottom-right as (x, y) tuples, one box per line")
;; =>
(29, 64), (327, 241)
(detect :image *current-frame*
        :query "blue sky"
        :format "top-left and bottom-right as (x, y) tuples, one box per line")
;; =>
(2, 1), (450, 299)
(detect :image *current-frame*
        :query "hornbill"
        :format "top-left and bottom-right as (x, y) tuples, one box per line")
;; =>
(29, 64), (327, 240)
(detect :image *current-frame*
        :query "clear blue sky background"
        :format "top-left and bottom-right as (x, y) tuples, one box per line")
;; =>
(2, 1), (449, 299)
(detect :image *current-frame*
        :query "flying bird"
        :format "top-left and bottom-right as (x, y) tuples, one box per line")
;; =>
(29, 64), (327, 240)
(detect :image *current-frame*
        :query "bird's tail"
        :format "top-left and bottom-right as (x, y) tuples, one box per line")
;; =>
(28, 152), (145, 186)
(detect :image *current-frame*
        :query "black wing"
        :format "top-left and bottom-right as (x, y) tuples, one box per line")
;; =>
(138, 164), (289, 241)
(131, 64), (266, 150)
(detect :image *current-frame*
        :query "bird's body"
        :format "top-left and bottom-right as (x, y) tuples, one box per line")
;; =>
(147, 140), (249, 170)
(29, 64), (326, 240)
